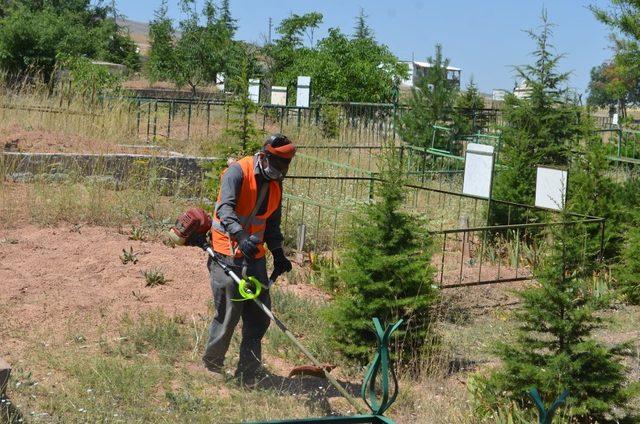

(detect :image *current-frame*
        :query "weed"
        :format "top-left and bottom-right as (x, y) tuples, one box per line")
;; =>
(73, 334), (87, 344)
(142, 268), (169, 287)
(129, 225), (146, 241)
(131, 290), (149, 302)
(120, 246), (139, 264)
(165, 390), (205, 414)
(309, 253), (342, 293)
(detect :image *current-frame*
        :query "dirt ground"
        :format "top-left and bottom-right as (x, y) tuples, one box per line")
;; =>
(1, 224), (638, 422)
(0, 224), (329, 364)
(0, 125), (193, 155)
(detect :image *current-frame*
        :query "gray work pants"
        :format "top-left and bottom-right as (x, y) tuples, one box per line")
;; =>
(202, 255), (271, 378)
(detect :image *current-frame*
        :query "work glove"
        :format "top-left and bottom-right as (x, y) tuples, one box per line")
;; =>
(271, 248), (292, 278)
(236, 232), (260, 260)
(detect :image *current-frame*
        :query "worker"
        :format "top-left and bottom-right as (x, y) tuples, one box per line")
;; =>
(169, 133), (295, 385)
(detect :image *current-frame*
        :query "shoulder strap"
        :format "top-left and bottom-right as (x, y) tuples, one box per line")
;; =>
(242, 181), (269, 229)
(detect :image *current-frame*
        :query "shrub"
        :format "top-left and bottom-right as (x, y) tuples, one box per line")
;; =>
(319, 105), (340, 139)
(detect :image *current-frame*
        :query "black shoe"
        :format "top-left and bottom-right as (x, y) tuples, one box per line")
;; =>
(234, 366), (272, 387)
(203, 360), (224, 374)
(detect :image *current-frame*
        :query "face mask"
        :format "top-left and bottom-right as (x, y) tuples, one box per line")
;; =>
(259, 155), (284, 181)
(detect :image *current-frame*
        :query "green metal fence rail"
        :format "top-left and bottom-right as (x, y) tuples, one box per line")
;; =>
(597, 127), (640, 164)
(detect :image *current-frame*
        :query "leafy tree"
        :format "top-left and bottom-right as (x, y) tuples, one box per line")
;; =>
(277, 12), (324, 48)
(454, 78), (487, 136)
(587, 61), (640, 117)
(590, 1), (640, 117)
(482, 210), (638, 421)
(263, 12), (323, 90)
(328, 143), (438, 372)
(399, 44), (459, 149)
(147, 0), (240, 95)
(301, 28), (405, 103)
(61, 55), (123, 101)
(0, 1), (140, 80)
(265, 11), (404, 103)
(353, 8), (373, 40)
(490, 12), (586, 225)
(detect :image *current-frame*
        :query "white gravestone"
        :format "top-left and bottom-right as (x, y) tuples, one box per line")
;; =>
(270, 86), (287, 106)
(462, 143), (495, 199)
(535, 166), (568, 211)
(248, 79), (260, 103)
(296, 76), (311, 108)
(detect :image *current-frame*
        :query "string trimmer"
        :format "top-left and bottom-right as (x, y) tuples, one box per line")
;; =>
(204, 246), (365, 414)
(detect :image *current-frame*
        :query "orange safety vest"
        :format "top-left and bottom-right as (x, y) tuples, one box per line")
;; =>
(211, 156), (282, 259)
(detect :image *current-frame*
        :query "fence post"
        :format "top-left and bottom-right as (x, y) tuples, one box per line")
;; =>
(187, 102), (192, 140)
(152, 101), (158, 140)
(599, 219), (606, 261)
(296, 224), (306, 264)
(167, 101), (173, 139)
(206, 101), (211, 136)
(617, 129), (622, 158)
(368, 176), (375, 201)
(135, 99), (141, 138)
(146, 101), (151, 141)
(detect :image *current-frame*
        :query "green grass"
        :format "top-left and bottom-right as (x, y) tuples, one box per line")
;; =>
(118, 309), (189, 363)
(264, 287), (336, 365)
(8, 307), (322, 423)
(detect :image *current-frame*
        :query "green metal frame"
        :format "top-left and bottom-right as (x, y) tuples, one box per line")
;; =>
(251, 319), (403, 424)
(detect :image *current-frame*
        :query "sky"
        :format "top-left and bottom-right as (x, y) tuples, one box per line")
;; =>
(116, 0), (615, 97)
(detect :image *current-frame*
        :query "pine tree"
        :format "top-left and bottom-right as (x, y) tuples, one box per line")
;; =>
(353, 8), (373, 40)
(328, 143), (439, 373)
(569, 133), (627, 263)
(484, 210), (637, 421)
(454, 78), (486, 136)
(225, 57), (262, 153)
(490, 11), (586, 225)
(399, 44), (459, 150)
(147, 0), (175, 83)
(615, 210), (640, 304)
(219, 0), (237, 37)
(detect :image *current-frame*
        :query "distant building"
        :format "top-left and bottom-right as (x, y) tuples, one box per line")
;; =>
(492, 89), (508, 102)
(513, 79), (532, 99)
(400, 60), (461, 89)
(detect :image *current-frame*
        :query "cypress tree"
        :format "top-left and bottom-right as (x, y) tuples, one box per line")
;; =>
(327, 144), (439, 373)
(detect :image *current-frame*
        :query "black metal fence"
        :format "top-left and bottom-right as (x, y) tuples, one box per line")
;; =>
(282, 175), (605, 289)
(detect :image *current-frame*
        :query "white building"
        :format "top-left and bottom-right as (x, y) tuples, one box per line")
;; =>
(400, 60), (461, 89)
(513, 79), (532, 99)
